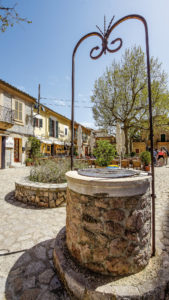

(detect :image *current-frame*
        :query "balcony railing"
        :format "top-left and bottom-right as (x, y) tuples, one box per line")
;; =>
(0, 105), (15, 124)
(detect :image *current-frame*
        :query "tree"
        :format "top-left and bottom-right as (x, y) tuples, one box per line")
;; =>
(91, 46), (169, 153)
(0, 1), (31, 32)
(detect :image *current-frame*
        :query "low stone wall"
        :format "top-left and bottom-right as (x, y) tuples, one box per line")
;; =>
(15, 178), (67, 208)
(66, 171), (152, 276)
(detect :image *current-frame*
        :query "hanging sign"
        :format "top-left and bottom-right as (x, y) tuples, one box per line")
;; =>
(5, 137), (14, 148)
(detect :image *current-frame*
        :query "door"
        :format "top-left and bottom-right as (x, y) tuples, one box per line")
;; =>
(85, 147), (88, 156)
(14, 138), (20, 162)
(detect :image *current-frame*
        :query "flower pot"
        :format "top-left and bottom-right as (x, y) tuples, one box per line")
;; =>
(144, 165), (150, 172)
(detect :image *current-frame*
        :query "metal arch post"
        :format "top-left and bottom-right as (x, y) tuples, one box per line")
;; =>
(71, 14), (155, 255)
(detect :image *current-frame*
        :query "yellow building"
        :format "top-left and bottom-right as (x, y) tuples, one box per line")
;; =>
(33, 104), (92, 157)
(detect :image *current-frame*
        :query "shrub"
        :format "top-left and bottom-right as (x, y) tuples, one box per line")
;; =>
(28, 137), (41, 160)
(29, 158), (88, 183)
(93, 140), (116, 167)
(140, 151), (151, 166)
(130, 151), (136, 157)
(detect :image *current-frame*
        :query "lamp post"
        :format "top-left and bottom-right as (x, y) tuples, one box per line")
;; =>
(71, 14), (155, 256)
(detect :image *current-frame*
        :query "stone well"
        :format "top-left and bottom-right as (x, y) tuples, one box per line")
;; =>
(65, 169), (152, 276)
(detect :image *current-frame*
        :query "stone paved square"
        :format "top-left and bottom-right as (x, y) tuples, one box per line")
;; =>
(0, 166), (169, 299)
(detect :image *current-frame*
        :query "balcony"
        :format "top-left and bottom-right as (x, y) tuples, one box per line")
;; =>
(0, 105), (15, 129)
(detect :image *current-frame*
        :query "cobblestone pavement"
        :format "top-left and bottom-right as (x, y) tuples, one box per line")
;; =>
(0, 167), (67, 300)
(0, 166), (169, 299)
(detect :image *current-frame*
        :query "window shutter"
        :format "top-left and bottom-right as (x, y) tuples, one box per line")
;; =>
(33, 118), (36, 127)
(49, 118), (52, 136)
(39, 119), (43, 128)
(56, 121), (58, 138)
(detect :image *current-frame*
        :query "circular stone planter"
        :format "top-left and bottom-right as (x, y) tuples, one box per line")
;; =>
(15, 178), (67, 208)
(65, 170), (152, 276)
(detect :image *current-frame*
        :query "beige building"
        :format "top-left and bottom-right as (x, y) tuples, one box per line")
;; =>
(0, 80), (36, 168)
(132, 128), (169, 154)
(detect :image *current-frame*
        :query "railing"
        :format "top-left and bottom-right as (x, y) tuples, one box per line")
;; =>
(156, 139), (169, 143)
(0, 105), (15, 124)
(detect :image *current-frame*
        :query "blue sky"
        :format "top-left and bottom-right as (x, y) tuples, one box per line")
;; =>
(1, 0), (169, 128)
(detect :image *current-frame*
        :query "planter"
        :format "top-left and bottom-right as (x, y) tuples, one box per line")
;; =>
(15, 178), (67, 208)
(144, 165), (150, 172)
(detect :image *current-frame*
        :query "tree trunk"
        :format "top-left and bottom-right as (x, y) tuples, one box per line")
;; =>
(124, 126), (129, 154)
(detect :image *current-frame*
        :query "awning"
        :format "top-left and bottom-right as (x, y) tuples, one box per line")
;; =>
(40, 139), (52, 145)
(54, 140), (64, 145)
(65, 142), (71, 146)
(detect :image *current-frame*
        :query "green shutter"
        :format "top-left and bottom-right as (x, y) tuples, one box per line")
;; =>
(40, 119), (43, 128)
(49, 118), (52, 136)
(56, 121), (58, 138)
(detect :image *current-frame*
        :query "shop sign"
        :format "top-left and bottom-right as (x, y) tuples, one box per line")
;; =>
(5, 137), (14, 148)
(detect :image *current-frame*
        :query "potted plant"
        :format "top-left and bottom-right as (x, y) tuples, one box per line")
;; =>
(25, 158), (33, 166)
(93, 140), (116, 167)
(140, 151), (151, 171)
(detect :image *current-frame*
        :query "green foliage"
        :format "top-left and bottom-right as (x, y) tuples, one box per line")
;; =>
(29, 158), (88, 184)
(0, 2), (32, 32)
(140, 151), (151, 166)
(91, 46), (169, 153)
(93, 140), (116, 167)
(28, 137), (41, 160)
(25, 158), (33, 163)
(130, 151), (136, 157)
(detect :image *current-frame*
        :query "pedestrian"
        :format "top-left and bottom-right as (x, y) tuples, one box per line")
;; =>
(157, 148), (165, 166)
(153, 149), (158, 166)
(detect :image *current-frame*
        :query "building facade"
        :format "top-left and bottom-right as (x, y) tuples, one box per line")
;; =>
(0, 80), (36, 169)
(33, 104), (92, 157)
(132, 129), (169, 154)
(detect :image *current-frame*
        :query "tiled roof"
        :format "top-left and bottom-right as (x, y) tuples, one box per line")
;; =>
(0, 79), (36, 102)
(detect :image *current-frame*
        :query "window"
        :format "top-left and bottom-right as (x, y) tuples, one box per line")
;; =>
(136, 149), (139, 153)
(161, 134), (166, 142)
(15, 100), (23, 121)
(56, 121), (58, 138)
(33, 118), (43, 128)
(49, 118), (55, 137)
(49, 118), (58, 137)
(65, 127), (68, 136)
(39, 119), (43, 128)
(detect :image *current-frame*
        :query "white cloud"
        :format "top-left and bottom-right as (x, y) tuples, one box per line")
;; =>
(54, 99), (66, 106)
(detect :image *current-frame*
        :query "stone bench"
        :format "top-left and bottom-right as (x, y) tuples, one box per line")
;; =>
(15, 178), (67, 208)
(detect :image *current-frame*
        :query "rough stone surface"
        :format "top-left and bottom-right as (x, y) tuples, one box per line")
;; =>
(15, 178), (67, 208)
(66, 183), (151, 275)
(53, 227), (169, 300)
(5, 239), (71, 300)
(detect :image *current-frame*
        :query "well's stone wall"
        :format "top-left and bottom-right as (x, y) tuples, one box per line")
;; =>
(66, 171), (151, 276)
(15, 179), (67, 208)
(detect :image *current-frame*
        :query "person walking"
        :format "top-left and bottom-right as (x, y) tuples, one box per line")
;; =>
(157, 148), (165, 166)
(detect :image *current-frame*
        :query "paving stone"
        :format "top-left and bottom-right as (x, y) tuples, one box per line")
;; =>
(20, 288), (41, 300)
(39, 269), (55, 284)
(25, 261), (46, 276)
